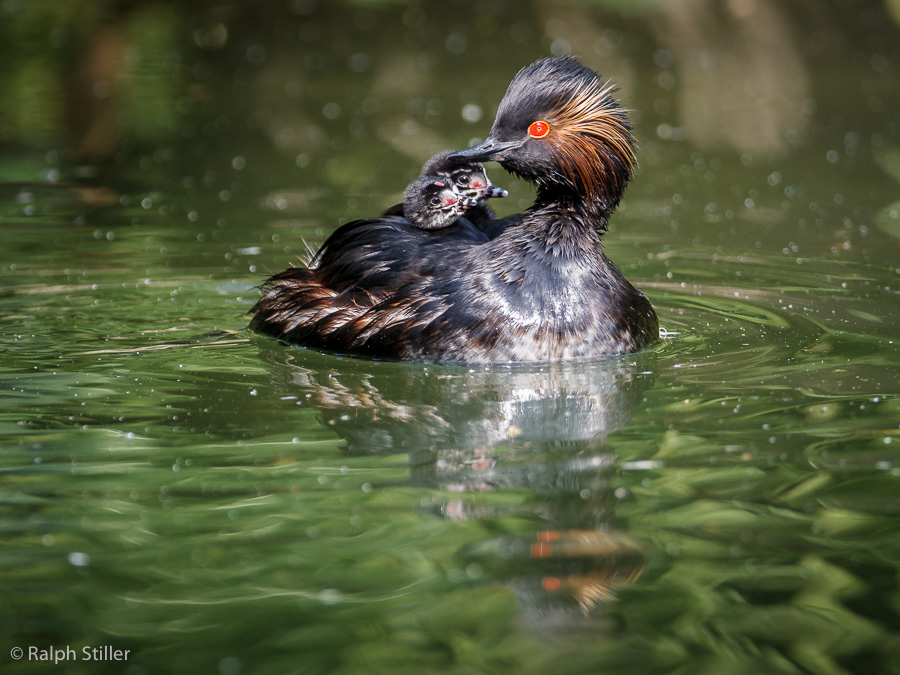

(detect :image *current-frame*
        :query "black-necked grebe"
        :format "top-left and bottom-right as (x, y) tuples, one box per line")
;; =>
(250, 56), (658, 362)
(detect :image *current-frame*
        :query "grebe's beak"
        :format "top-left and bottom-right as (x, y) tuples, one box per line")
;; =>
(447, 137), (521, 163)
(483, 185), (508, 199)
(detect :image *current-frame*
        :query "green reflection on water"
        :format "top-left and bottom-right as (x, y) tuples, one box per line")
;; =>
(1, 1), (900, 674)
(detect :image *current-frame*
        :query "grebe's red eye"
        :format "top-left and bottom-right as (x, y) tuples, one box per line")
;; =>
(528, 120), (550, 139)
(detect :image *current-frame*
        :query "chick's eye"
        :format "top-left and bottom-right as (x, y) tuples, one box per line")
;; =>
(430, 196), (442, 206)
(455, 174), (469, 185)
(528, 120), (551, 139)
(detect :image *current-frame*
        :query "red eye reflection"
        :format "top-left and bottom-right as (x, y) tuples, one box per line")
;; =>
(528, 120), (550, 138)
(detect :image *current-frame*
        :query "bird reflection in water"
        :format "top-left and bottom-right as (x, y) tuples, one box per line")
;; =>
(259, 342), (655, 623)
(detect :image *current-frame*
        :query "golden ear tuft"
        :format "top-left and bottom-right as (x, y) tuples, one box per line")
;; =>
(545, 81), (637, 198)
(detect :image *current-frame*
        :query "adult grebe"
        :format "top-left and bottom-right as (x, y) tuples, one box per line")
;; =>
(249, 56), (658, 362)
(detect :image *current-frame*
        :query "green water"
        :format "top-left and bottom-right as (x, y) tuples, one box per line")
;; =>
(2, 1), (899, 673)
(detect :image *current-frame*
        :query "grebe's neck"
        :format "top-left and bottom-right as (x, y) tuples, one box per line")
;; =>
(532, 185), (617, 232)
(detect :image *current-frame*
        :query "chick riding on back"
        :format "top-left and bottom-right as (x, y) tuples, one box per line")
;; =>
(402, 176), (477, 231)
(384, 152), (507, 234)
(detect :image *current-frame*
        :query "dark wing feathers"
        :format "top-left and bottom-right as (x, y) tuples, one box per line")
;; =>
(250, 215), (490, 358)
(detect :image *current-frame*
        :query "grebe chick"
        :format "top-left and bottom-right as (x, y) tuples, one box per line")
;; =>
(403, 176), (477, 231)
(420, 151), (508, 227)
(384, 152), (508, 235)
(250, 56), (658, 362)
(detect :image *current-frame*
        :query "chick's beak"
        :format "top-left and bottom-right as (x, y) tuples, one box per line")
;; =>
(447, 137), (521, 163)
